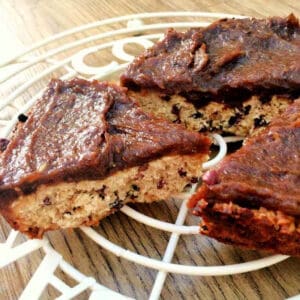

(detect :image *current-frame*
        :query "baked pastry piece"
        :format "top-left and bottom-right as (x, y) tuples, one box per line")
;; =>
(128, 91), (292, 137)
(188, 100), (300, 256)
(0, 78), (210, 238)
(121, 15), (300, 136)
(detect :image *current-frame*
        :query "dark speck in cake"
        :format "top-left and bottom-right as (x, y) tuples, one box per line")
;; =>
(190, 112), (203, 119)
(171, 104), (180, 115)
(0, 138), (9, 152)
(43, 197), (52, 206)
(110, 191), (124, 209)
(171, 104), (181, 123)
(243, 105), (251, 115)
(97, 185), (107, 200)
(254, 115), (268, 128)
(157, 178), (166, 189)
(191, 177), (199, 184)
(178, 168), (187, 177)
(132, 184), (140, 191)
(228, 113), (242, 126)
(18, 114), (28, 123)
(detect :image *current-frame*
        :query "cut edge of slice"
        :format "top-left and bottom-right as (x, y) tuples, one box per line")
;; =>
(3, 152), (208, 238)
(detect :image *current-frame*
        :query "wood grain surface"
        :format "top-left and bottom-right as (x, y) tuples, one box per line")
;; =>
(0, 1), (300, 299)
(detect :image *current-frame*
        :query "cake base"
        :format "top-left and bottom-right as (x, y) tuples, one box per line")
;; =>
(130, 90), (292, 137)
(3, 153), (207, 238)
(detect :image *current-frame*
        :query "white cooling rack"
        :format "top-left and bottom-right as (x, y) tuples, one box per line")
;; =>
(0, 12), (293, 300)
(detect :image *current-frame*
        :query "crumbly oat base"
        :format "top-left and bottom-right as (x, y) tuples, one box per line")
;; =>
(5, 153), (207, 238)
(129, 90), (292, 137)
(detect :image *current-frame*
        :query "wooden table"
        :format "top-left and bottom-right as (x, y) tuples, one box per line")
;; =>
(0, 1), (299, 299)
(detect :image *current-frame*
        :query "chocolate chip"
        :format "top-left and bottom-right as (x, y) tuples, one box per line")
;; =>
(97, 185), (107, 199)
(43, 197), (52, 206)
(0, 138), (9, 152)
(109, 192), (124, 209)
(126, 191), (138, 200)
(190, 111), (203, 119)
(228, 113), (242, 126)
(243, 105), (251, 115)
(228, 116), (238, 126)
(191, 177), (199, 184)
(18, 114), (28, 123)
(109, 200), (123, 209)
(178, 168), (187, 177)
(131, 184), (140, 191)
(157, 178), (166, 189)
(109, 191), (124, 209)
(254, 115), (268, 128)
(127, 185), (140, 200)
(171, 103), (181, 123)
(171, 104), (180, 116)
